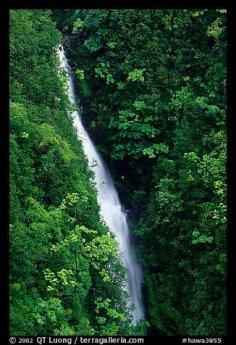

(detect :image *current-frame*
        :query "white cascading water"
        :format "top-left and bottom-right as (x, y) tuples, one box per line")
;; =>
(57, 45), (144, 323)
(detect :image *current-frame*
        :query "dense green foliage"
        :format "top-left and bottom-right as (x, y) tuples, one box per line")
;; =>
(55, 9), (227, 335)
(9, 10), (147, 336)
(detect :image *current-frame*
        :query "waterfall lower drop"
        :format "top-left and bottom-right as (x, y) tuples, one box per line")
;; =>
(58, 45), (144, 323)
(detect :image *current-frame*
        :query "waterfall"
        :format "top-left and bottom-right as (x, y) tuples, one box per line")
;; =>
(57, 45), (144, 323)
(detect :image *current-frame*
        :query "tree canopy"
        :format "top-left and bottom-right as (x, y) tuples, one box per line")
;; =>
(10, 9), (145, 336)
(55, 9), (227, 336)
(10, 9), (227, 336)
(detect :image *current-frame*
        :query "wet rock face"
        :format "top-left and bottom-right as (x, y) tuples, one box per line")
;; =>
(62, 34), (80, 48)
(61, 36), (71, 48)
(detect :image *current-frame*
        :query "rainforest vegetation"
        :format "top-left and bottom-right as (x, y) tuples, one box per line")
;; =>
(10, 9), (227, 336)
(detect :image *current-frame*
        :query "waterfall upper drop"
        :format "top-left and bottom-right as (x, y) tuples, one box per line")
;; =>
(57, 45), (144, 323)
